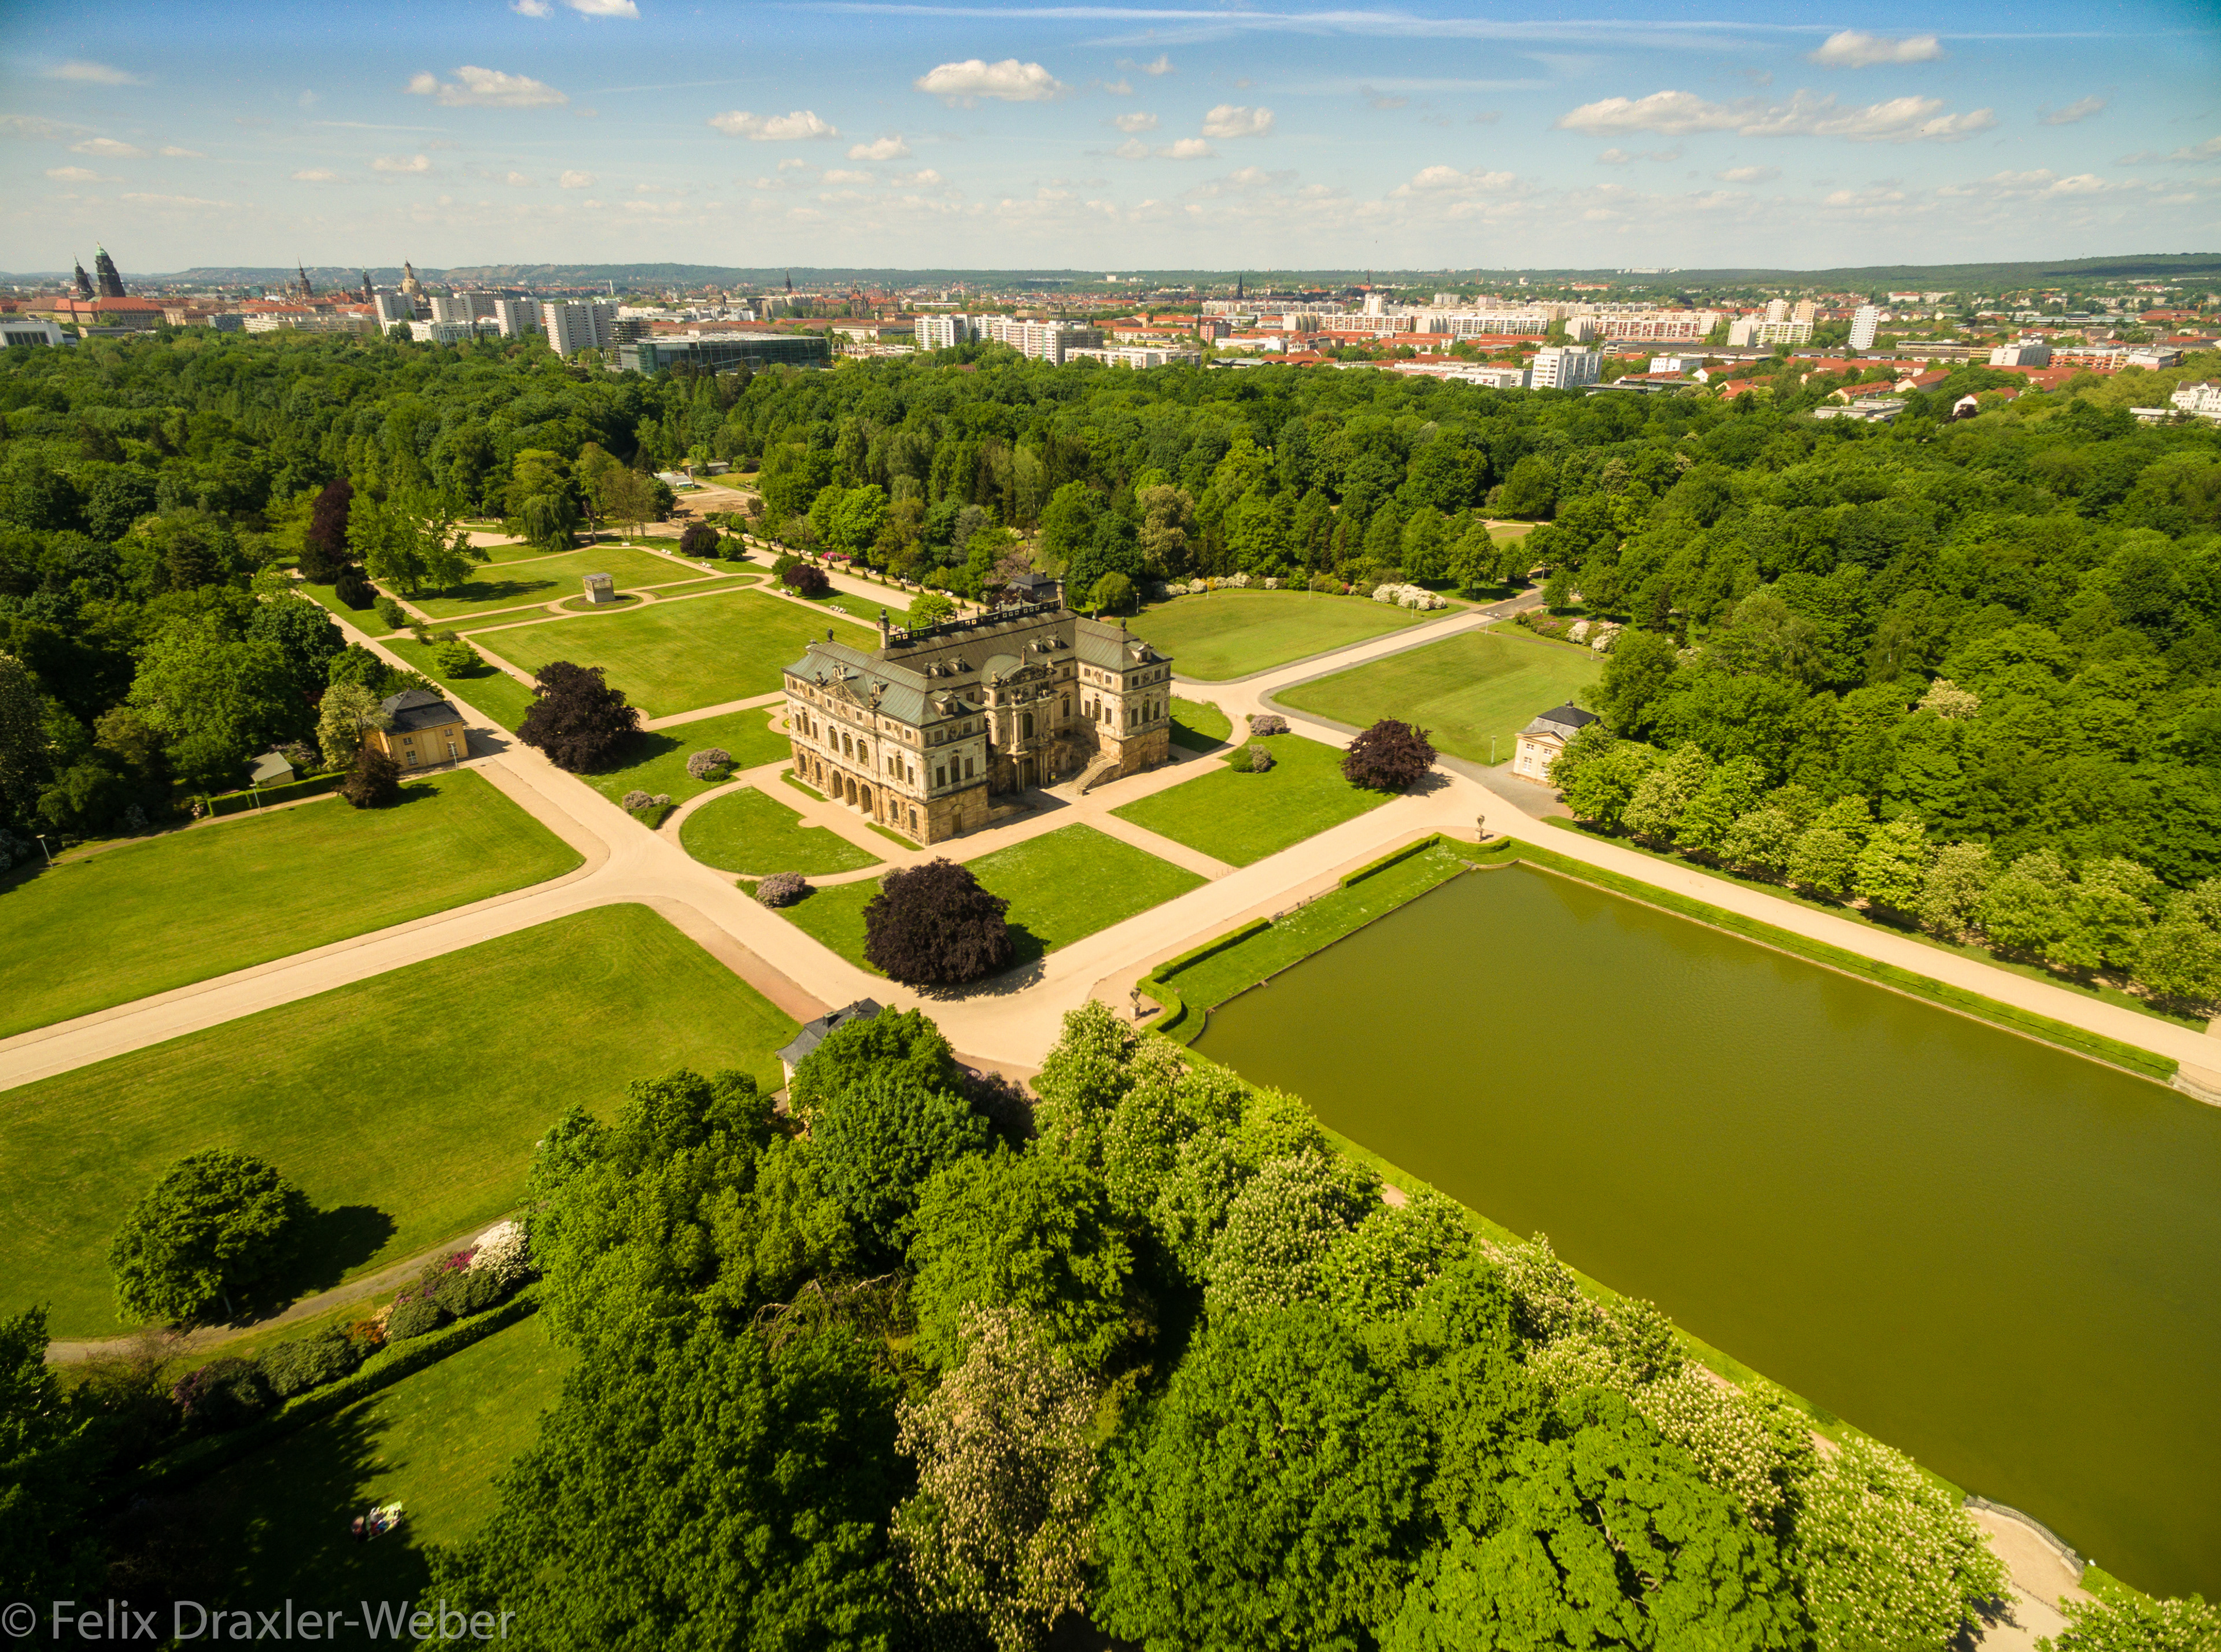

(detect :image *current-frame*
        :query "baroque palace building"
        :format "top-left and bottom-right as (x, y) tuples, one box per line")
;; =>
(781, 600), (1174, 845)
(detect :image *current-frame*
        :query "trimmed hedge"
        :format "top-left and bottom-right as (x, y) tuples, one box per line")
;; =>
(201, 771), (345, 818)
(122, 1284), (544, 1502)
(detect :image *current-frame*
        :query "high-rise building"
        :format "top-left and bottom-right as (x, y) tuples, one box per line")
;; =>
(1529, 346), (1602, 390)
(1765, 298), (1790, 324)
(72, 259), (94, 300)
(914, 314), (978, 350)
(493, 297), (542, 337)
(92, 245), (126, 298)
(541, 301), (618, 357)
(1849, 305), (1880, 350)
(1792, 299), (1816, 324)
(374, 293), (419, 327)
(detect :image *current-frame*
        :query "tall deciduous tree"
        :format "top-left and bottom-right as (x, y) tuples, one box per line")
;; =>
(338, 744), (401, 808)
(108, 1150), (311, 1325)
(1094, 1305), (1428, 1650)
(299, 478), (354, 581)
(813, 1068), (993, 1252)
(863, 859), (1015, 984)
(1342, 719), (1437, 792)
(518, 661), (639, 771)
(893, 1304), (1102, 1652)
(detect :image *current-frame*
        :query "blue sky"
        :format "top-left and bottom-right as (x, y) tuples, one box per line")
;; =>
(5, 0), (2217, 274)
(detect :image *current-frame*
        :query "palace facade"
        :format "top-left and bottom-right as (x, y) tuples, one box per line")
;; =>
(781, 600), (1174, 845)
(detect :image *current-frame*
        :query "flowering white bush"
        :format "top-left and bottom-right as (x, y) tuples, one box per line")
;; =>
(1588, 622), (1624, 654)
(1223, 571), (1253, 588)
(621, 789), (652, 811)
(1371, 583), (1447, 610)
(1798, 1435), (2009, 1652)
(1261, 576), (1282, 590)
(470, 1219), (536, 1289)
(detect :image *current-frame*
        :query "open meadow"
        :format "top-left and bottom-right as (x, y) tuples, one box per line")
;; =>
(1277, 626), (1602, 766)
(1136, 589), (1441, 681)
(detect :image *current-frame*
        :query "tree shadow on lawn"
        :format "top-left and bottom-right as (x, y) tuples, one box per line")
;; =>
(258, 1206), (401, 1317)
(112, 1404), (436, 1628)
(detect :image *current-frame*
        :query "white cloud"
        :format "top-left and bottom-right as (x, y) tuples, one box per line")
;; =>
(566, 0), (639, 14)
(69, 137), (149, 160)
(1807, 31), (1943, 68)
(159, 145), (204, 158)
(848, 135), (910, 160)
(1560, 88), (1994, 143)
(512, 0), (552, 12)
(292, 168), (338, 182)
(407, 66), (567, 108)
(1102, 77), (1133, 95)
(1159, 138), (1214, 159)
(2038, 96), (2105, 126)
(373, 153), (433, 172)
(1715, 164), (1780, 183)
(1113, 138), (1150, 160)
(1, 115), (82, 141)
(44, 60), (140, 86)
(1364, 87), (1410, 110)
(120, 192), (230, 209)
(1113, 112), (1158, 134)
(914, 59), (1065, 105)
(1394, 164), (1519, 195)
(896, 168), (944, 186)
(823, 168), (874, 184)
(709, 108), (838, 140)
(1117, 54), (1174, 76)
(1598, 148), (1634, 164)
(2167, 135), (2221, 161)
(559, 168), (596, 187)
(504, 171), (535, 186)
(1471, 110), (1501, 125)
(1202, 104), (1274, 139)
(46, 165), (112, 182)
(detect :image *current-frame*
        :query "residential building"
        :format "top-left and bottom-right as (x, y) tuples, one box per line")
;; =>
(1065, 346), (1201, 369)
(1591, 311), (1721, 342)
(776, 999), (883, 1087)
(1648, 354), (1707, 374)
(1513, 702), (1596, 784)
(373, 293), (419, 327)
(1726, 317), (1814, 348)
(408, 320), (477, 343)
(367, 690), (468, 771)
(492, 297), (541, 337)
(2170, 381), (2221, 420)
(977, 317), (1105, 363)
(780, 601), (1174, 846)
(1849, 305), (1880, 350)
(617, 333), (831, 374)
(1990, 339), (2053, 367)
(914, 313), (978, 350)
(1529, 346), (1602, 389)
(541, 300), (619, 358)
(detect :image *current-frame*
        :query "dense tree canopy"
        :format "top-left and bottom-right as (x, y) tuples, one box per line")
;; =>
(107, 1149), (311, 1325)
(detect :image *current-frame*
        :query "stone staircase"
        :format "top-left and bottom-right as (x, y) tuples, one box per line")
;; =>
(1072, 752), (1124, 796)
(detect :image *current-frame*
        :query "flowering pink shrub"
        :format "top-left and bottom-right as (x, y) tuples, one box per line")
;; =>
(757, 872), (809, 907)
(687, 748), (735, 781)
(1248, 714), (1287, 736)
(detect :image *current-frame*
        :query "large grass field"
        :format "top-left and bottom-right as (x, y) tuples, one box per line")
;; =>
(1136, 590), (1440, 681)
(380, 637), (539, 732)
(298, 579), (394, 635)
(682, 786), (881, 877)
(578, 704), (793, 811)
(1276, 626), (1602, 766)
(192, 1313), (571, 1623)
(1, 904), (798, 1338)
(773, 824), (1205, 973)
(407, 546), (716, 620)
(1110, 735), (1393, 866)
(0, 771), (577, 1041)
(471, 589), (865, 718)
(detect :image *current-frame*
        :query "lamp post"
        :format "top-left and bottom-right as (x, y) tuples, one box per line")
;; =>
(34, 834), (53, 865)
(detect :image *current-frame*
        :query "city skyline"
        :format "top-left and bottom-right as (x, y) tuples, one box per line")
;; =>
(5, 0), (2218, 271)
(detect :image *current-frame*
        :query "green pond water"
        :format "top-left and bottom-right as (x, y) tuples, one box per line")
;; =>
(1191, 863), (2221, 1598)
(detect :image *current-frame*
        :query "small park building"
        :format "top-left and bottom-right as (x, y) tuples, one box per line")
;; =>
(369, 689), (468, 771)
(782, 600), (1174, 846)
(1513, 701), (1596, 784)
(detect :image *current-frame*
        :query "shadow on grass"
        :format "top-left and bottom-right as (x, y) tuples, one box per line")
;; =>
(592, 726), (689, 777)
(262, 1205), (401, 1313)
(110, 1404), (437, 1635)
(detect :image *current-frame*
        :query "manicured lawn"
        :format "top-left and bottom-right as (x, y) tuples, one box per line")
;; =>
(381, 637), (538, 732)
(1278, 626), (1601, 766)
(577, 705), (794, 811)
(966, 825), (1206, 958)
(1136, 590), (1437, 681)
(0, 771), (577, 1042)
(681, 786), (881, 877)
(1171, 695), (1231, 751)
(298, 579), (393, 635)
(770, 825), (1205, 972)
(1111, 734), (1392, 866)
(407, 546), (716, 620)
(1, 904), (799, 1338)
(470, 589), (866, 718)
(196, 1313), (571, 1618)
